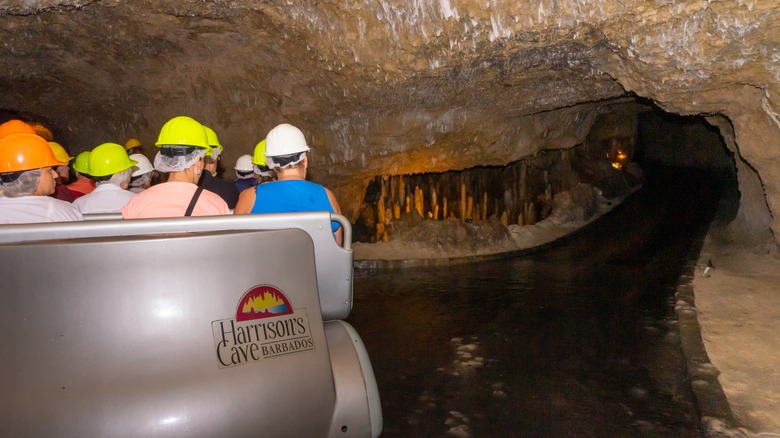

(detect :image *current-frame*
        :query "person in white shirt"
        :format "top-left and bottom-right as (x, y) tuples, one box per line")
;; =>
(73, 142), (137, 214)
(0, 132), (83, 224)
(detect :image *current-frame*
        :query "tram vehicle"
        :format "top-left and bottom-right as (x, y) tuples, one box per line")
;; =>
(0, 212), (382, 438)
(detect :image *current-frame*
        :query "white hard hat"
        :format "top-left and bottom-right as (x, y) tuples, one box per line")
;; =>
(129, 153), (153, 177)
(264, 123), (310, 157)
(235, 154), (254, 172)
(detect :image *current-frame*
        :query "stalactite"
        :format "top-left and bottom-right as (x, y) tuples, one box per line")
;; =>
(466, 196), (473, 221)
(519, 160), (527, 201)
(443, 196), (448, 220)
(393, 202), (401, 219)
(405, 195), (411, 214)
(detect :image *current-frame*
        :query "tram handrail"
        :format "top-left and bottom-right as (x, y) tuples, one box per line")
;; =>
(76, 212), (352, 251)
(0, 212), (354, 320)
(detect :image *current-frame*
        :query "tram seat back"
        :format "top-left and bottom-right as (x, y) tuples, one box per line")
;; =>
(6, 212), (354, 320)
(0, 215), (381, 437)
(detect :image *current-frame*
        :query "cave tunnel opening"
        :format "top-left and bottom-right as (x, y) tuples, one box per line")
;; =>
(353, 100), (738, 249)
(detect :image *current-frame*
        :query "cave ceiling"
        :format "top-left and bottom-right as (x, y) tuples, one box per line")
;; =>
(1, 0), (779, 232)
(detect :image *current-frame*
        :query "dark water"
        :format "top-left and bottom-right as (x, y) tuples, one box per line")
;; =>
(348, 168), (721, 437)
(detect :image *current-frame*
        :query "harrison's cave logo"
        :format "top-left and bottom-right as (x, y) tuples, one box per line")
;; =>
(212, 285), (314, 369)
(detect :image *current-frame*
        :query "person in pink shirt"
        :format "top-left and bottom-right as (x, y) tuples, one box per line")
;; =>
(121, 116), (230, 219)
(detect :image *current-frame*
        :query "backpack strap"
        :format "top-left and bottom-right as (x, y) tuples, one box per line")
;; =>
(185, 186), (205, 217)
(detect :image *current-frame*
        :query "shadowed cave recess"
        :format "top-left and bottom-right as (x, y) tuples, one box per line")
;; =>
(0, 0), (777, 251)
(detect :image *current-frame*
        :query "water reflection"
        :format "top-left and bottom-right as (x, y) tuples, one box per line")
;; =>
(350, 168), (718, 437)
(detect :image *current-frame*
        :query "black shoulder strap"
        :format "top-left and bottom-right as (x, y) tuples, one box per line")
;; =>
(185, 186), (205, 217)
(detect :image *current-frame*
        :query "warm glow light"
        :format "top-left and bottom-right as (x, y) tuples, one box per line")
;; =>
(611, 162), (623, 170)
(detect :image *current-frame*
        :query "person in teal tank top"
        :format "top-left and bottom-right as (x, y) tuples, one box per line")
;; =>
(234, 123), (343, 245)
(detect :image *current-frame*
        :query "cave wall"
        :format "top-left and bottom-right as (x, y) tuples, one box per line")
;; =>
(0, 0), (778, 241)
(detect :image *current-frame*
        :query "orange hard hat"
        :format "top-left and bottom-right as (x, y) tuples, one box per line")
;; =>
(0, 133), (66, 173)
(0, 119), (36, 139)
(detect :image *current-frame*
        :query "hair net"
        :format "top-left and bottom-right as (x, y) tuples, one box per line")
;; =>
(236, 169), (254, 179)
(154, 148), (206, 173)
(96, 168), (132, 187)
(129, 172), (152, 188)
(253, 165), (275, 178)
(266, 152), (305, 170)
(0, 169), (41, 198)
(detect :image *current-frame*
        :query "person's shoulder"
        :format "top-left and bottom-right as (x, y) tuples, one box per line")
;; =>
(47, 196), (84, 220)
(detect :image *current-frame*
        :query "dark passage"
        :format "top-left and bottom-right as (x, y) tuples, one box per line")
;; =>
(348, 166), (724, 437)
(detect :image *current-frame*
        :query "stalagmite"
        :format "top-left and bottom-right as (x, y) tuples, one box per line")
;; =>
(500, 210), (508, 225)
(466, 196), (473, 221)
(460, 183), (466, 221)
(405, 196), (411, 214)
(517, 212), (524, 226)
(431, 188), (438, 220)
(415, 186), (424, 217)
(399, 177), (406, 209)
(377, 195), (386, 241)
(377, 196), (386, 224)
(524, 202), (536, 226)
(383, 207), (392, 242)
(393, 202), (401, 219)
(443, 197), (448, 220)
(482, 192), (488, 221)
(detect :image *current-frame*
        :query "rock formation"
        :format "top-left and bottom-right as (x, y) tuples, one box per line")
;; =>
(0, 0), (777, 243)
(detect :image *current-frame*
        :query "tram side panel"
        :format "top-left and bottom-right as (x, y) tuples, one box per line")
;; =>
(0, 227), (373, 437)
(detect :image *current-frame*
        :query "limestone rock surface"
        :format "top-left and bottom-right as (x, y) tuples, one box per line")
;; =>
(0, 0), (778, 239)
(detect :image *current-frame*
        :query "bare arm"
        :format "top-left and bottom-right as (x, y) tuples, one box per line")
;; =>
(325, 187), (344, 246)
(234, 187), (256, 214)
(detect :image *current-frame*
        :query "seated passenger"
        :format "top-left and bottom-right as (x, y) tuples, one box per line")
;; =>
(124, 137), (144, 156)
(234, 154), (257, 193)
(66, 151), (96, 196)
(128, 153), (153, 193)
(199, 126), (239, 209)
(73, 143), (137, 214)
(48, 141), (83, 202)
(121, 116), (230, 219)
(234, 123), (343, 245)
(251, 139), (277, 185)
(0, 133), (83, 223)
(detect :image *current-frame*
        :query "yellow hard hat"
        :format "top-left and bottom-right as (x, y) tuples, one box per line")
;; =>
(252, 139), (267, 165)
(72, 151), (91, 175)
(124, 137), (142, 150)
(48, 142), (74, 163)
(88, 143), (138, 177)
(203, 126), (223, 152)
(155, 116), (212, 156)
